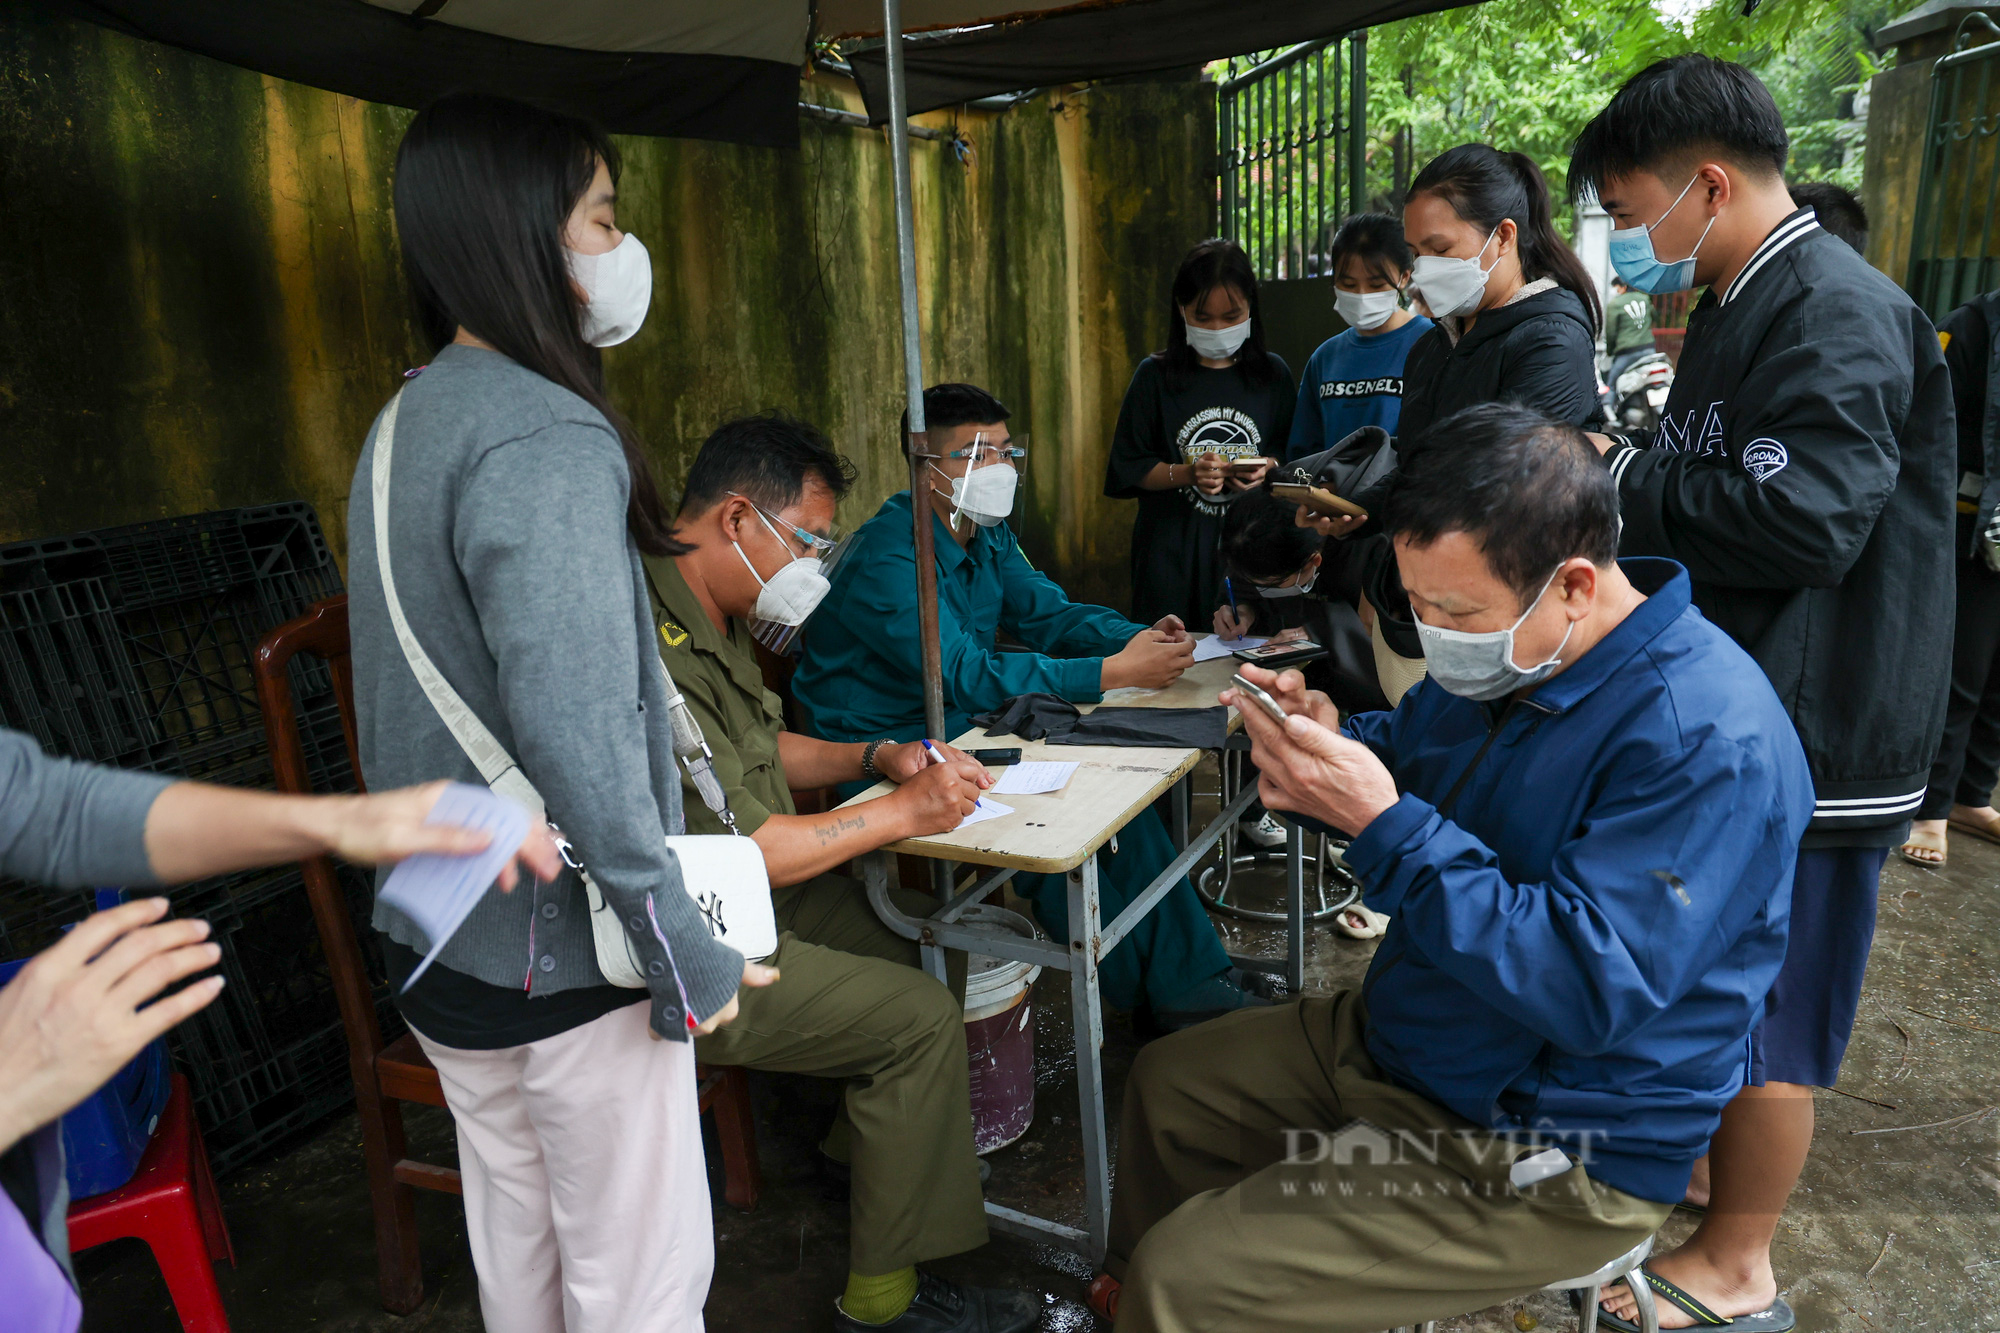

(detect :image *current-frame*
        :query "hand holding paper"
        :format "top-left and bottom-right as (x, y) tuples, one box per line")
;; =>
(377, 783), (536, 991)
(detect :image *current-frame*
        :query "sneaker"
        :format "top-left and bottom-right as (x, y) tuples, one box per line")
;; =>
(833, 1272), (1039, 1332)
(1237, 812), (1289, 849)
(1149, 970), (1269, 1033)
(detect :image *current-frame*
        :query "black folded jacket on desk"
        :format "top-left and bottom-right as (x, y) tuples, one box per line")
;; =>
(971, 693), (1229, 750)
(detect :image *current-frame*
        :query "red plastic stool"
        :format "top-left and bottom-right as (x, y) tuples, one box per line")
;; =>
(67, 1073), (235, 1333)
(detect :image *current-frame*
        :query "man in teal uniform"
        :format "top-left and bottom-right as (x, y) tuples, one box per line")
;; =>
(791, 382), (1263, 1027)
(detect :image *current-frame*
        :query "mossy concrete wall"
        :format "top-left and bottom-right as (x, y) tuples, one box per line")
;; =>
(0, 8), (1214, 612)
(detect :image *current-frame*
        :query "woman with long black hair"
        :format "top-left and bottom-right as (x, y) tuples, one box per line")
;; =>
(1398, 143), (1603, 440)
(1104, 239), (1297, 628)
(345, 95), (771, 1331)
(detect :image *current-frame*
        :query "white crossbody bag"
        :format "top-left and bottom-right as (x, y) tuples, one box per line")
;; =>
(371, 390), (776, 986)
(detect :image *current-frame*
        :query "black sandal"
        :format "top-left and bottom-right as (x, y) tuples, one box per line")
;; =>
(1576, 1263), (1795, 1333)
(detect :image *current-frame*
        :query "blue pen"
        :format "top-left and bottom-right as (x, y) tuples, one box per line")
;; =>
(1224, 577), (1241, 635)
(920, 739), (948, 767)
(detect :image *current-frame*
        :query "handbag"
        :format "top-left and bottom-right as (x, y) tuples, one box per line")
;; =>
(369, 389), (776, 985)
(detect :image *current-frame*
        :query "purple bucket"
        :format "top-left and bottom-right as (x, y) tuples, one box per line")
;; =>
(961, 906), (1041, 1155)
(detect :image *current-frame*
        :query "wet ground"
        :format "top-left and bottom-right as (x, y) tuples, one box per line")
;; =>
(77, 761), (2000, 1331)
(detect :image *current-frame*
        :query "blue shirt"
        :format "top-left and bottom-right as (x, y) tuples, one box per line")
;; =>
(792, 492), (1144, 744)
(1338, 560), (1812, 1204)
(1286, 316), (1432, 460)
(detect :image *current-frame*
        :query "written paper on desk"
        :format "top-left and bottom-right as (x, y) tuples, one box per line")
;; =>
(991, 761), (1079, 796)
(377, 782), (533, 991)
(956, 796), (1015, 828)
(1190, 634), (1266, 664)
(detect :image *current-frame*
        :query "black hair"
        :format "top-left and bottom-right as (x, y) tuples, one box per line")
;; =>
(1153, 239), (1282, 389)
(677, 412), (856, 517)
(1569, 55), (1789, 203)
(1222, 488), (1324, 583)
(1380, 402), (1618, 605)
(1788, 180), (1868, 254)
(394, 94), (685, 556)
(1610, 274), (1631, 291)
(1408, 144), (1601, 333)
(902, 382), (1011, 443)
(1329, 212), (1412, 286)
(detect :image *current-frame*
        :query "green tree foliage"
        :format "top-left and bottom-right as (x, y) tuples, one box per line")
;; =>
(1363, 0), (1904, 206)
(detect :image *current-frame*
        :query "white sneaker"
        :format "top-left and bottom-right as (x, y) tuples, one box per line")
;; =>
(1237, 812), (1289, 849)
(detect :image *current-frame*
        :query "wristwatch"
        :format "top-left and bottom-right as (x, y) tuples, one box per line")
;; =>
(860, 738), (891, 781)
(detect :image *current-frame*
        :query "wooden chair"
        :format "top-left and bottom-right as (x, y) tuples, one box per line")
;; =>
(253, 596), (761, 1315)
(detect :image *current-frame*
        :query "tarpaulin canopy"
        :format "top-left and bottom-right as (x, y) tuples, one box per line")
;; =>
(42, 0), (1166, 147)
(845, 0), (1475, 120)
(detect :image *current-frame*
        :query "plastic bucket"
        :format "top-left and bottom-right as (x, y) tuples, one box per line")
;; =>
(959, 905), (1041, 1154)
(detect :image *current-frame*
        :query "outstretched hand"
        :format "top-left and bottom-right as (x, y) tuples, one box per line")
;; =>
(1220, 665), (1399, 836)
(326, 782), (563, 892)
(0, 898), (226, 1153)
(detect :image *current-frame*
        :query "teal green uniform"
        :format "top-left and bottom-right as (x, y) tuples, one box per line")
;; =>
(792, 491), (1232, 1011)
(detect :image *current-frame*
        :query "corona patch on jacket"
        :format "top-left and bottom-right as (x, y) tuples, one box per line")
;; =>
(1742, 438), (1788, 483)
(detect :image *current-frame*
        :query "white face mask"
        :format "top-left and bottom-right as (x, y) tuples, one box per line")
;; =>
(566, 232), (653, 347)
(930, 459), (1018, 527)
(734, 508), (830, 628)
(1254, 564), (1319, 598)
(1414, 566), (1573, 702)
(1334, 288), (1402, 332)
(1185, 317), (1252, 361)
(1409, 228), (1500, 321)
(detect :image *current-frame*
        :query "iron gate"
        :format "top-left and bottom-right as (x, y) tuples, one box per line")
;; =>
(1217, 36), (1369, 280)
(1907, 13), (2000, 321)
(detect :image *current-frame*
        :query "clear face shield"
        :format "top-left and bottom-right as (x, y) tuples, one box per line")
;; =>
(927, 431), (1027, 530)
(732, 495), (852, 655)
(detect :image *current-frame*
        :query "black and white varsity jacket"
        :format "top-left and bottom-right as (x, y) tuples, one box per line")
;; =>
(1603, 209), (1957, 846)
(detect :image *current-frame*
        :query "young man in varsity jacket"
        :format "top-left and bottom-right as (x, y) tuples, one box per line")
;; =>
(1567, 55), (1955, 1332)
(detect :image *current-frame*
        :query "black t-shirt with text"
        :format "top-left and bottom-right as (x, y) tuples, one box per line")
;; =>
(1104, 355), (1296, 626)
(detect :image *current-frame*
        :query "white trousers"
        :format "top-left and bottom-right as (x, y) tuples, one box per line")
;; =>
(415, 1002), (713, 1333)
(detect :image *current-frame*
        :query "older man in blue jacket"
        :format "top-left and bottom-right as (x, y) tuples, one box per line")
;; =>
(1091, 403), (1813, 1333)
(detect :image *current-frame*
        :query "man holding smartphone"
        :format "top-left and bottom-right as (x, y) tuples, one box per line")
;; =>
(1088, 404), (1812, 1333)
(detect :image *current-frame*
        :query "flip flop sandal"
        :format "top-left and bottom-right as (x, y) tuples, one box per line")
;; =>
(1333, 904), (1390, 940)
(1946, 811), (2000, 848)
(1576, 1263), (1796, 1333)
(1898, 826), (1948, 868)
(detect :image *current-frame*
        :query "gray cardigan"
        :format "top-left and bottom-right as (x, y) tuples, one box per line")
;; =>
(344, 345), (742, 1039)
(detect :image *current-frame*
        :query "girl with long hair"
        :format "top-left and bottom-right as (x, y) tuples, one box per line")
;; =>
(346, 94), (771, 1332)
(1103, 238), (1297, 629)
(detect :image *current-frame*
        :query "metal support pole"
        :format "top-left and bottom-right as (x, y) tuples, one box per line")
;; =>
(1348, 29), (1368, 217)
(1285, 822), (1306, 993)
(1067, 857), (1111, 1266)
(883, 0), (947, 747)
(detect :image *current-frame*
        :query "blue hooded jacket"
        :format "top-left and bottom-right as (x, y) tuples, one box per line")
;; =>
(1341, 558), (1812, 1204)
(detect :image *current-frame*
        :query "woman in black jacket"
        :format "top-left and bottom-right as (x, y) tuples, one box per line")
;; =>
(1399, 143), (1603, 441)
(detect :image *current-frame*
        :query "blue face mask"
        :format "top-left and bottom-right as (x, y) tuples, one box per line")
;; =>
(1607, 175), (1717, 295)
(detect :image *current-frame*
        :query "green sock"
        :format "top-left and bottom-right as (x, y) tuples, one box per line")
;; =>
(840, 1267), (920, 1325)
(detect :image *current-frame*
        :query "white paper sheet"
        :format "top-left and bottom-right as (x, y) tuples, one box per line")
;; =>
(376, 783), (533, 991)
(956, 796), (1015, 828)
(1190, 633), (1267, 664)
(990, 760), (1079, 796)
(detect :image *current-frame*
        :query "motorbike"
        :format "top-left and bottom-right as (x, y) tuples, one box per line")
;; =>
(1609, 351), (1674, 432)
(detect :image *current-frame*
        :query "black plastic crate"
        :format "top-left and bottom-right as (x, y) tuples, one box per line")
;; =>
(0, 502), (385, 1173)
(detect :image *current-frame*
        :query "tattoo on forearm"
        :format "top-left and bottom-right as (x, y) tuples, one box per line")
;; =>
(811, 814), (868, 844)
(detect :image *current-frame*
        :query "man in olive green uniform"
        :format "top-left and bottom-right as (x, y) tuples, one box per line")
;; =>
(649, 413), (1036, 1333)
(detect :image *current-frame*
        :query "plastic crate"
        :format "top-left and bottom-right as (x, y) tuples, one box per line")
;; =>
(0, 503), (388, 1173)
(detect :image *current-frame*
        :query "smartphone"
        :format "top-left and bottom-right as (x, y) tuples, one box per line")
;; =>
(1230, 456), (1270, 473)
(969, 748), (1022, 765)
(1230, 672), (1290, 725)
(1270, 481), (1367, 519)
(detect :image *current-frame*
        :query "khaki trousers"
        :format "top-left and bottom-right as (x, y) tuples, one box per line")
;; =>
(696, 873), (987, 1275)
(415, 1002), (712, 1333)
(1109, 993), (1672, 1333)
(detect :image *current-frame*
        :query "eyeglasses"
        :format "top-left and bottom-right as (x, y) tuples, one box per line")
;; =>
(939, 432), (1026, 465)
(728, 493), (841, 558)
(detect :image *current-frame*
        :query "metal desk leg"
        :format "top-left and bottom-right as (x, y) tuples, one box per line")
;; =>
(1286, 821), (1305, 993)
(1067, 855), (1111, 1267)
(1171, 775), (1190, 853)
